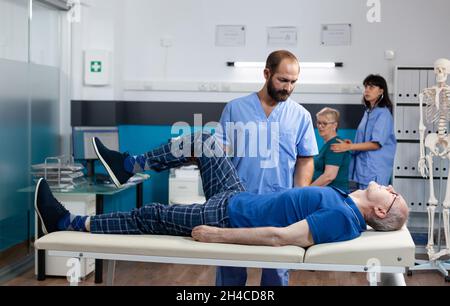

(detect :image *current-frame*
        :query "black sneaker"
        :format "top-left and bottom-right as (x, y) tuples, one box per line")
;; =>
(34, 178), (70, 235)
(92, 137), (132, 188)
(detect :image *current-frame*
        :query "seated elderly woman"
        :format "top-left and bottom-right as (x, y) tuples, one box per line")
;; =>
(311, 107), (351, 192)
(34, 134), (409, 249)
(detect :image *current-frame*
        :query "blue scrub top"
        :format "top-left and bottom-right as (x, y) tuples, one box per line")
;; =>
(218, 93), (318, 194)
(349, 106), (397, 186)
(228, 186), (367, 244)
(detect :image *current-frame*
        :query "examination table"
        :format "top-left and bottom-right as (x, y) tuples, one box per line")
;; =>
(34, 225), (415, 286)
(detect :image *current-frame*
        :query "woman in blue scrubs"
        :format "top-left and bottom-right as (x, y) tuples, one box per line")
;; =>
(331, 75), (396, 190)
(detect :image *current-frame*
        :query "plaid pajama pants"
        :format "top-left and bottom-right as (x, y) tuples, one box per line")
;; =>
(90, 133), (246, 236)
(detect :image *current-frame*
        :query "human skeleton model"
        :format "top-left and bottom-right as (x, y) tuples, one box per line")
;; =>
(418, 58), (450, 261)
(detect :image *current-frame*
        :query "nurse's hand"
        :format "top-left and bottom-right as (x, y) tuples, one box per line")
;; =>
(331, 139), (353, 153)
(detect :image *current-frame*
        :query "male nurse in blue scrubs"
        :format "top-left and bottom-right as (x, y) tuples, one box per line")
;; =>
(216, 50), (318, 286)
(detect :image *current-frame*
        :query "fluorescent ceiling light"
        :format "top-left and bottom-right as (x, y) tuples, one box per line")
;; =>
(302, 62), (343, 68)
(228, 62), (265, 68)
(227, 61), (343, 68)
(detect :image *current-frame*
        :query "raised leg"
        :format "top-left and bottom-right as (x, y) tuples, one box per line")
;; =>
(134, 133), (245, 199)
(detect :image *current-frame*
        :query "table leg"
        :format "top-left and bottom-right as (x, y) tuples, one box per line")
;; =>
(136, 182), (143, 209)
(37, 217), (46, 281)
(95, 194), (104, 284)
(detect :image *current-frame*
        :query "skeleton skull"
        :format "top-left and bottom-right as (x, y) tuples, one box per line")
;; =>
(434, 58), (450, 83)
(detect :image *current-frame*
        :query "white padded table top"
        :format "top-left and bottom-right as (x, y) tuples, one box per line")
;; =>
(35, 226), (415, 267)
(35, 231), (305, 263)
(305, 226), (415, 267)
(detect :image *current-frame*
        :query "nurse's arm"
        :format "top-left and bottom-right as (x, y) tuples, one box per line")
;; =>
(294, 156), (314, 187)
(311, 165), (339, 187)
(331, 140), (380, 153)
(349, 142), (381, 151)
(191, 220), (314, 248)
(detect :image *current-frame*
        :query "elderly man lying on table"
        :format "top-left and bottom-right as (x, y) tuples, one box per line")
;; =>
(35, 133), (409, 248)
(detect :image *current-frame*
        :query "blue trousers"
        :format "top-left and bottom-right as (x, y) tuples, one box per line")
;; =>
(216, 266), (289, 286)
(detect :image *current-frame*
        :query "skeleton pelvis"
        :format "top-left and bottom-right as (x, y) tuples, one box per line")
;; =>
(425, 133), (450, 156)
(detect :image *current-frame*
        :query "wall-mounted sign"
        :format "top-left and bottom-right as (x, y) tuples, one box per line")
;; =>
(267, 26), (298, 46)
(215, 25), (246, 47)
(321, 24), (352, 46)
(84, 50), (110, 86)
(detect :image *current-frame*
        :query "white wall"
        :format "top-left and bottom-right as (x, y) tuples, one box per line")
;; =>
(71, 0), (124, 101)
(0, 0), (29, 62)
(72, 0), (450, 102)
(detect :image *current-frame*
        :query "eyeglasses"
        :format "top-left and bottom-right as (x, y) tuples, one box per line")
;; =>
(316, 121), (336, 127)
(386, 192), (399, 214)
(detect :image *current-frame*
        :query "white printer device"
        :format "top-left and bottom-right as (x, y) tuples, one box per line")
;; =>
(168, 165), (206, 205)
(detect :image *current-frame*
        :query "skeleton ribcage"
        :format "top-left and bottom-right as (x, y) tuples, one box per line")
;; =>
(425, 89), (450, 125)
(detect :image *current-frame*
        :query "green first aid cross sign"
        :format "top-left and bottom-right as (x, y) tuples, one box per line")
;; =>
(90, 61), (102, 73)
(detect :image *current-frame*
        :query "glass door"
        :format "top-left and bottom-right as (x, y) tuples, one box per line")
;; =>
(0, 0), (33, 275)
(0, 0), (64, 282)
